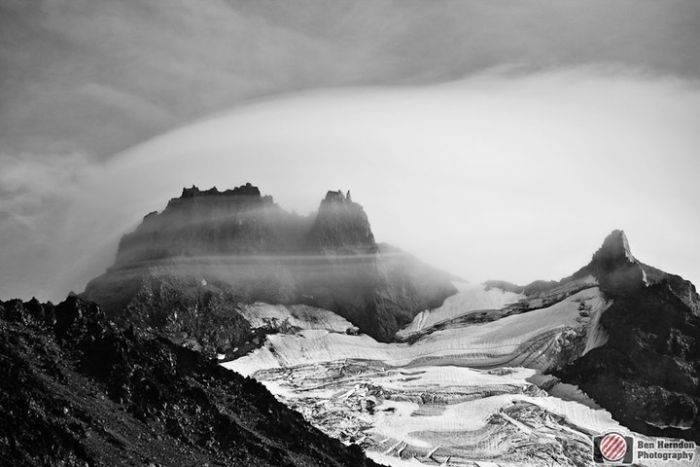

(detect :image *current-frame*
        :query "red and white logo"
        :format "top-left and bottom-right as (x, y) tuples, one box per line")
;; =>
(600, 432), (628, 461)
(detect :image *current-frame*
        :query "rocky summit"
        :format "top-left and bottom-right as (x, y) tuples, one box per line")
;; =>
(83, 184), (456, 350)
(555, 230), (700, 442)
(0, 296), (380, 467)
(486, 230), (700, 442)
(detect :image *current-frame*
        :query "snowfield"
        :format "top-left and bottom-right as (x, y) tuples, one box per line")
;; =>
(223, 284), (699, 467)
(228, 287), (608, 374)
(396, 282), (524, 339)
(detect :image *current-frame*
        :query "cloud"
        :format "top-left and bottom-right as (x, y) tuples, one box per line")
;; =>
(76, 83), (174, 126)
(1, 0), (699, 157)
(0, 152), (98, 298)
(1, 66), (698, 301)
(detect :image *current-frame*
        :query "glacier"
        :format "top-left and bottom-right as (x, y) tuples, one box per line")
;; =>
(224, 282), (700, 466)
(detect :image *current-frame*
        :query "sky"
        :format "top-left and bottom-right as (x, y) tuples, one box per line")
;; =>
(1, 1), (699, 300)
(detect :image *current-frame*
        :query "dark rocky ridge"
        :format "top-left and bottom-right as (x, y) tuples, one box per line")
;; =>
(553, 231), (700, 442)
(557, 283), (700, 441)
(0, 295), (381, 467)
(84, 184), (457, 345)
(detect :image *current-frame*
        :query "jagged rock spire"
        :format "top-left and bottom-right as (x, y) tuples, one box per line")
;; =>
(311, 189), (375, 251)
(589, 229), (644, 295)
(592, 229), (635, 266)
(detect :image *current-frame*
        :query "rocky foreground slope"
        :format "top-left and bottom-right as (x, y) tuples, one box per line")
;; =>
(84, 184), (456, 346)
(0, 296), (380, 467)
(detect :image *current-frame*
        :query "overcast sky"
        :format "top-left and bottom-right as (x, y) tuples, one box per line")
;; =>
(1, 1), (699, 300)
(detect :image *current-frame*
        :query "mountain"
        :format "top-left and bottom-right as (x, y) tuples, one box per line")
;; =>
(3, 187), (698, 467)
(487, 230), (700, 441)
(83, 184), (456, 348)
(77, 186), (700, 462)
(486, 230), (700, 441)
(555, 230), (700, 442)
(0, 295), (381, 467)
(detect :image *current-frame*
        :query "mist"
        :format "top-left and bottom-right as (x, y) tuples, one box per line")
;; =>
(1, 67), (699, 301)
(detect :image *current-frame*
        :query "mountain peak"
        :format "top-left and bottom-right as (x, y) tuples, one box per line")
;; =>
(594, 229), (635, 265)
(98, 183), (378, 272)
(180, 182), (263, 199)
(311, 189), (375, 251)
(587, 229), (645, 295)
(322, 189), (353, 204)
(167, 183), (273, 210)
(84, 184), (456, 341)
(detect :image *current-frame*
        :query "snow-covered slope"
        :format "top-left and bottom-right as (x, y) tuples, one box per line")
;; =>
(396, 282), (523, 340)
(229, 287), (607, 374)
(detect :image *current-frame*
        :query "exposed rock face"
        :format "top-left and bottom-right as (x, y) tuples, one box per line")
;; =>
(0, 296), (380, 467)
(308, 190), (376, 251)
(120, 275), (266, 360)
(576, 229), (645, 294)
(555, 230), (700, 442)
(114, 183), (306, 268)
(83, 184), (457, 345)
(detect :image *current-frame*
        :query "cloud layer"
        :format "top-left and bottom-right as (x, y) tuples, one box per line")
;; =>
(2, 0), (699, 157)
(2, 68), (698, 301)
